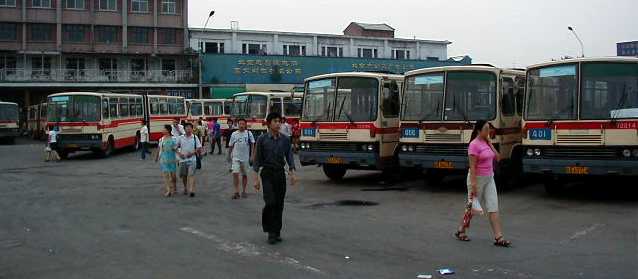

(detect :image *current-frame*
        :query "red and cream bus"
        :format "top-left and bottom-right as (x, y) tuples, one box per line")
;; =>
(0, 101), (20, 144)
(399, 65), (526, 185)
(298, 72), (403, 180)
(27, 103), (47, 140)
(47, 92), (186, 158)
(186, 98), (232, 129)
(230, 92), (303, 138)
(522, 57), (638, 193)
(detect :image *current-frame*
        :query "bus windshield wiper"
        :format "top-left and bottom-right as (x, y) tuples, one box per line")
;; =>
(610, 84), (628, 123)
(336, 94), (347, 122)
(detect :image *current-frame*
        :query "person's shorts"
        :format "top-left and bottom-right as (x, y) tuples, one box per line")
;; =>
(179, 161), (196, 177)
(231, 159), (249, 175)
(466, 173), (499, 213)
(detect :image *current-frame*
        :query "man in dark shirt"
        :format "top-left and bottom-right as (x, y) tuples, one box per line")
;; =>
(253, 112), (297, 244)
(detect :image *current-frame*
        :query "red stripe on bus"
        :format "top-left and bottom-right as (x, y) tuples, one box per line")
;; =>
(524, 121), (638, 130)
(114, 135), (137, 149)
(299, 122), (399, 134)
(0, 120), (17, 124)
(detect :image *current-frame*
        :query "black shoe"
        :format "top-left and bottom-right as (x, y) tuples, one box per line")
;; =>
(275, 236), (283, 242)
(190, 192), (195, 198)
(267, 234), (278, 245)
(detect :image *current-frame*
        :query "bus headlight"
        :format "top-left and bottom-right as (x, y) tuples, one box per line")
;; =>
(526, 148), (534, 156)
(367, 144), (374, 151)
(407, 145), (414, 152)
(401, 145), (408, 152)
(633, 149), (638, 158)
(622, 149), (631, 158)
(534, 148), (541, 156)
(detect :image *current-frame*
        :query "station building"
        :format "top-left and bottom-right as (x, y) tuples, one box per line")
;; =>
(617, 41), (638, 57)
(0, 0), (197, 110)
(190, 22), (471, 98)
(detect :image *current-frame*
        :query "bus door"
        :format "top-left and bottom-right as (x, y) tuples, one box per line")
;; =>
(102, 97), (113, 138)
(380, 80), (401, 157)
(269, 96), (283, 116)
(499, 76), (519, 158)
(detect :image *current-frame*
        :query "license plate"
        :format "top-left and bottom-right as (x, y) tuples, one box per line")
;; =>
(434, 160), (454, 169)
(529, 128), (552, 140)
(402, 127), (419, 138)
(565, 166), (589, 175)
(302, 128), (316, 137)
(326, 156), (344, 164)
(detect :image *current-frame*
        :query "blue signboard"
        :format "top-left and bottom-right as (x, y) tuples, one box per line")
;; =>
(402, 127), (420, 138)
(539, 65), (576, 77)
(302, 128), (316, 137)
(201, 54), (472, 85)
(529, 128), (552, 140)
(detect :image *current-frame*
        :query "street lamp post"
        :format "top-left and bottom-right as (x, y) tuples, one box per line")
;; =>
(568, 26), (585, 58)
(198, 10), (215, 98)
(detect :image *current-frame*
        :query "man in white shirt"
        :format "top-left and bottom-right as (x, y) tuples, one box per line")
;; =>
(140, 122), (150, 160)
(228, 118), (255, 199)
(171, 118), (185, 138)
(279, 117), (292, 138)
(176, 123), (202, 197)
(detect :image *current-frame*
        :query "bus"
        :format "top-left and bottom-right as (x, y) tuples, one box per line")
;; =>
(230, 92), (303, 139)
(27, 103), (47, 140)
(186, 98), (232, 130)
(0, 101), (19, 144)
(399, 65), (526, 185)
(298, 72), (403, 180)
(522, 57), (638, 193)
(47, 92), (186, 158)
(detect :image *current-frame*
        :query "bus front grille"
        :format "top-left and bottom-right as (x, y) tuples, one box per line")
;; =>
(556, 134), (602, 145)
(541, 147), (618, 160)
(319, 132), (348, 141)
(414, 144), (467, 156)
(425, 133), (462, 143)
(307, 142), (362, 152)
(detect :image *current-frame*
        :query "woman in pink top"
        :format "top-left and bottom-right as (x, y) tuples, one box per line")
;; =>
(454, 120), (511, 247)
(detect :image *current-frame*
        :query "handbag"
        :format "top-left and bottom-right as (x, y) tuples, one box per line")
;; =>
(193, 136), (202, 169)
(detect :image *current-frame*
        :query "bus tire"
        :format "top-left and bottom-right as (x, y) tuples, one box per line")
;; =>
(58, 150), (69, 159)
(323, 165), (347, 181)
(543, 176), (565, 196)
(102, 137), (115, 157)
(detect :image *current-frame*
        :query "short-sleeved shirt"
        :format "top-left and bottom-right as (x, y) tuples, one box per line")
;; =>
(176, 134), (202, 163)
(468, 138), (495, 176)
(171, 124), (185, 138)
(209, 122), (221, 137)
(140, 125), (149, 143)
(48, 130), (57, 143)
(230, 130), (255, 162)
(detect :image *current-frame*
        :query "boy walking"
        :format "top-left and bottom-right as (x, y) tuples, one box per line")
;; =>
(176, 123), (202, 197)
(228, 119), (255, 199)
(140, 121), (150, 160)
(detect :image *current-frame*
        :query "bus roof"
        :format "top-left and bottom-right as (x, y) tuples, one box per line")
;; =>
(304, 72), (404, 82)
(527, 56), (638, 70)
(186, 98), (227, 103)
(0, 101), (18, 105)
(233, 92), (303, 98)
(48, 92), (184, 100)
(405, 65), (524, 77)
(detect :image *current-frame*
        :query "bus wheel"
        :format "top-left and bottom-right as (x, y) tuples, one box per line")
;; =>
(543, 176), (565, 195)
(58, 150), (69, 159)
(323, 165), (347, 181)
(102, 138), (115, 157)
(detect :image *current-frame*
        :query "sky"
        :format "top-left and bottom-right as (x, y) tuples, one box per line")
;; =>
(188, 0), (638, 68)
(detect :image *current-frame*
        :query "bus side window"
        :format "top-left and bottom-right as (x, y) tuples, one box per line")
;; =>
(270, 97), (282, 114)
(501, 77), (515, 116)
(102, 98), (109, 120)
(109, 100), (118, 119)
(382, 81), (400, 117)
(150, 98), (159, 115)
(284, 97), (302, 117)
(515, 78), (525, 115)
(119, 98), (130, 118)
(160, 99), (168, 115)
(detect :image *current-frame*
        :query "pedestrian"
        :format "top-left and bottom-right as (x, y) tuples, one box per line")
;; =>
(252, 112), (297, 245)
(228, 118), (255, 199)
(209, 118), (222, 155)
(194, 120), (205, 144)
(454, 120), (511, 247)
(176, 122), (202, 197)
(139, 121), (150, 160)
(200, 117), (209, 155)
(156, 125), (177, 197)
(279, 117), (292, 141)
(225, 119), (235, 148)
(171, 118), (185, 138)
(45, 125), (60, 162)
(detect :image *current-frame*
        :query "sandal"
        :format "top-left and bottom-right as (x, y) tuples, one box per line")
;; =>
(494, 236), (511, 247)
(231, 193), (240, 200)
(454, 231), (471, 242)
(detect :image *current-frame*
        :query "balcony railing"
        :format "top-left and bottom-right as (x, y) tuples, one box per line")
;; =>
(0, 69), (196, 83)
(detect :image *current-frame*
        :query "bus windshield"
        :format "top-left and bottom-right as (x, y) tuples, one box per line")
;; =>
(526, 64), (578, 120)
(190, 102), (203, 116)
(0, 104), (18, 121)
(204, 102), (223, 116)
(232, 95), (267, 119)
(444, 72), (497, 121)
(402, 73), (444, 121)
(48, 95), (100, 122)
(303, 78), (336, 121)
(581, 62), (638, 119)
(335, 77), (378, 122)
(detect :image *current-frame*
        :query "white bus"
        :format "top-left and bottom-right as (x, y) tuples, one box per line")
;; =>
(0, 101), (19, 144)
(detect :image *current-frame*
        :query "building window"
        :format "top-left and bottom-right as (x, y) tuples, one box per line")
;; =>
(65, 57), (85, 80)
(130, 58), (147, 80)
(65, 0), (85, 9)
(0, 0), (16, 7)
(31, 56), (51, 78)
(98, 0), (116, 11)
(95, 26), (120, 43)
(131, 0), (148, 12)
(0, 56), (17, 76)
(99, 58), (118, 80)
(0, 23), (17, 41)
(204, 42), (224, 54)
(242, 43), (267, 55)
(357, 48), (377, 58)
(128, 27), (151, 44)
(161, 58), (175, 72)
(29, 24), (55, 41)
(31, 0), (51, 8)
(161, 0), (175, 14)
(392, 49), (410, 60)
(320, 46), (343, 57)
(62, 25), (89, 43)
(158, 28), (177, 45)
(283, 44), (306, 56)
